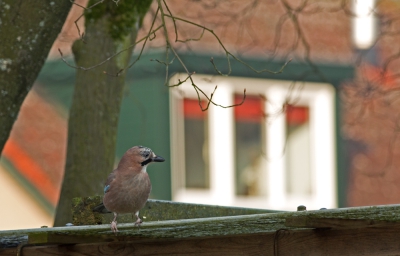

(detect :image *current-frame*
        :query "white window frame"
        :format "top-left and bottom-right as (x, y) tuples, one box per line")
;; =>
(170, 73), (337, 210)
(352, 0), (376, 49)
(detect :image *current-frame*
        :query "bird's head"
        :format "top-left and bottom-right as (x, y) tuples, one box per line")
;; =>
(117, 146), (165, 172)
(119, 145), (164, 167)
(137, 146), (165, 166)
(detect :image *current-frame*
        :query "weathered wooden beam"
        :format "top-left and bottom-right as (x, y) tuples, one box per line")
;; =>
(71, 196), (280, 226)
(1, 234), (277, 256)
(2, 203), (400, 246)
(285, 216), (397, 229)
(3, 203), (400, 255)
(3, 226), (400, 256)
(27, 212), (288, 245)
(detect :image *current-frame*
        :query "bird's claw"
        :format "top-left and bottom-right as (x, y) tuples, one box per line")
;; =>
(134, 218), (143, 227)
(111, 220), (118, 234)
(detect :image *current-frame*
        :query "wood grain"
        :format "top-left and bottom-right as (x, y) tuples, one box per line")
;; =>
(3, 226), (400, 255)
(4, 203), (400, 255)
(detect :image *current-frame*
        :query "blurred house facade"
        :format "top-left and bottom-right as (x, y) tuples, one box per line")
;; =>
(2, 0), (400, 230)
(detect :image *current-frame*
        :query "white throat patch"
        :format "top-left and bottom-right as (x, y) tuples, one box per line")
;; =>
(141, 165), (148, 173)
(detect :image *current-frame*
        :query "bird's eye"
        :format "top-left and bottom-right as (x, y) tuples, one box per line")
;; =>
(141, 148), (151, 158)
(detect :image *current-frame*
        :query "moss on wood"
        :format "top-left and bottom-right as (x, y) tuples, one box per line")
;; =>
(85, 0), (152, 41)
(3, 202), (400, 248)
(72, 196), (281, 226)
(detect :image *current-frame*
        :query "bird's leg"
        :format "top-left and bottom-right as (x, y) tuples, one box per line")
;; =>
(134, 211), (143, 226)
(111, 212), (119, 233)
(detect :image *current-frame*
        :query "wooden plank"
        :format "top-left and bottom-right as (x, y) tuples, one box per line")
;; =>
(72, 196), (280, 226)
(28, 232), (119, 245)
(0, 248), (17, 256)
(1, 204), (400, 244)
(285, 216), (397, 229)
(0, 235), (275, 256)
(26, 213), (288, 244)
(276, 226), (400, 256)
(3, 226), (400, 255)
(3, 203), (400, 251)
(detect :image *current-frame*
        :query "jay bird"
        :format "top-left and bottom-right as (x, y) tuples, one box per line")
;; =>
(93, 146), (165, 233)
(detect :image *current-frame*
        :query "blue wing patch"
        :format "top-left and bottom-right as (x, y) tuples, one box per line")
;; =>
(104, 185), (110, 194)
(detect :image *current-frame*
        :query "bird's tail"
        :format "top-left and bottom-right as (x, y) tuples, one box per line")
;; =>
(92, 202), (112, 213)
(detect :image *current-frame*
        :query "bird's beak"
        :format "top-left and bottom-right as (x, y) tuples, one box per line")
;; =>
(152, 155), (165, 162)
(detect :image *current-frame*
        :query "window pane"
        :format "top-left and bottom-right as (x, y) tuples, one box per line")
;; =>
(285, 105), (312, 196)
(183, 99), (209, 188)
(234, 95), (266, 196)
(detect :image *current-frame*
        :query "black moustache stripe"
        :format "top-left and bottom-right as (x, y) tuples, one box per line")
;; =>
(141, 158), (152, 166)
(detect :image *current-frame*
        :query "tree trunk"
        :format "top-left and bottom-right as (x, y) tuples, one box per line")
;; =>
(0, 1), (72, 154)
(54, 0), (152, 226)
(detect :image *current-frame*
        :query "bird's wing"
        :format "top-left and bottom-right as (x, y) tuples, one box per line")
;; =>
(104, 171), (116, 194)
(93, 172), (116, 213)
